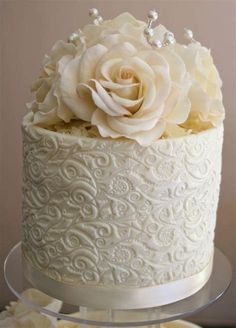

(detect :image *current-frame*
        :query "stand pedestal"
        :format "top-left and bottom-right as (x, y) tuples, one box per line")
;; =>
(4, 243), (232, 327)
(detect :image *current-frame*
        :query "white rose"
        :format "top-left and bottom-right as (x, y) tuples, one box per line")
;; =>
(176, 42), (225, 129)
(61, 39), (191, 146)
(0, 289), (62, 328)
(28, 40), (80, 125)
(0, 311), (54, 328)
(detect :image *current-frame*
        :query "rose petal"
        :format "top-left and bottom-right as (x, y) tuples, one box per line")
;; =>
(163, 123), (190, 138)
(96, 42), (137, 68)
(92, 79), (131, 115)
(43, 40), (77, 66)
(134, 75), (157, 115)
(100, 79), (139, 90)
(159, 47), (186, 83)
(34, 78), (52, 102)
(124, 56), (155, 79)
(189, 83), (224, 126)
(38, 85), (57, 112)
(78, 44), (108, 83)
(111, 12), (145, 28)
(77, 81), (130, 117)
(92, 109), (165, 146)
(57, 55), (74, 75)
(106, 110), (161, 135)
(54, 83), (74, 123)
(98, 58), (121, 81)
(164, 83), (191, 124)
(60, 57), (95, 121)
(110, 92), (143, 113)
(130, 120), (166, 146)
(33, 108), (61, 125)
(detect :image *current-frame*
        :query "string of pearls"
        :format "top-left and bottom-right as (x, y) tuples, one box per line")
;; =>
(144, 10), (176, 49)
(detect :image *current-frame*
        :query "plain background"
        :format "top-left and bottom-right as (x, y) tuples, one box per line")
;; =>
(0, 0), (235, 326)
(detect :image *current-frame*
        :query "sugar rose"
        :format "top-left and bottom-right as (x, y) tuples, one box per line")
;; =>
(61, 39), (191, 145)
(176, 42), (224, 130)
(28, 40), (79, 125)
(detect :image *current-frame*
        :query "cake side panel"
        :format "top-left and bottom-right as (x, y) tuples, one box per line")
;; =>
(22, 118), (223, 288)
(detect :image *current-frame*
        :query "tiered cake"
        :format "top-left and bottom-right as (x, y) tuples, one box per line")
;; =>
(22, 10), (225, 309)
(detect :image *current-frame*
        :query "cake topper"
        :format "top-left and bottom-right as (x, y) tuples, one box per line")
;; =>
(68, 9), (197, 48)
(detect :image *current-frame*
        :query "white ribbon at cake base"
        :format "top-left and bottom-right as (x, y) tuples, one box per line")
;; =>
(22, 256), (213, 310)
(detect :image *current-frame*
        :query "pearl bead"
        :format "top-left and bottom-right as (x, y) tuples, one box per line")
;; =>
(169, 37), (175, 44)
(152, 39), (162, 48)
(68, 32), (80, 44)
(96, 16), (103, 23)
(184, 28), (193, 40)
(144, 27), (154, 37)
(94, 16), (103, 25)
(89, 8), (99, 18)
(164, 32), (175, 45)
(148, 10), (158, 21)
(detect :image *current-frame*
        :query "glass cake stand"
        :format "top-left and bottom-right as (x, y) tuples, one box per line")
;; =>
(4, 242), (232, 327)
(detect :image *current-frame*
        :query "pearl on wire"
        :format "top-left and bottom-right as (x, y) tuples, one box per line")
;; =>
(144, 27), (154, 37)
(68, 32), (80, 44)
(68, 29), (85, 45)
(89, 8), (99, 18)
(163, 31), (176, 46)
(152, 39), (162, 49)
(144, 9), (162, 48)
(184, 28), (196, 43)
(147, 10), (158, 22)
(89, 8), (103, 25)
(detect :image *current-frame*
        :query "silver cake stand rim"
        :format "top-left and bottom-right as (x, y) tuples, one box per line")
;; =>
(4, 242), (232, 327)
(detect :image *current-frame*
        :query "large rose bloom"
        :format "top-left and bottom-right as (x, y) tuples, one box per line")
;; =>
(60, 36), (191, 145)
(27, 40), (79, 125)
(176, 42), (225, 131)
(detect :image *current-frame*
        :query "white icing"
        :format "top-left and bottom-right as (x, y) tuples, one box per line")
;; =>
(22, 112), (223, 295)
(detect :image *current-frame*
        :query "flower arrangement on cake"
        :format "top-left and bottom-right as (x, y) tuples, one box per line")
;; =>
(27, 9), (224, 144)
(21, 9), (224, 310)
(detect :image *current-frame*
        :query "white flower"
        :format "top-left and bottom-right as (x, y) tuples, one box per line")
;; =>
(28, 40), (80, 125)
(176, 42), (225, 129)
(20, 289), (62, 313)
(0, 311), (54, 328)
(0, 289), (62, 328)
(61, 39), (191, 145)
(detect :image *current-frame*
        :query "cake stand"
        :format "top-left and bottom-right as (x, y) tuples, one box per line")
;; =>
(4, 242), (232, 327)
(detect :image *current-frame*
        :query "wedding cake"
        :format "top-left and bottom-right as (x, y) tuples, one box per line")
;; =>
(22, 9), (224, 309)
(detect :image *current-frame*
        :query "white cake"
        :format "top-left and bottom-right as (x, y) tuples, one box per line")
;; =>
(22, 10), (225, 309)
